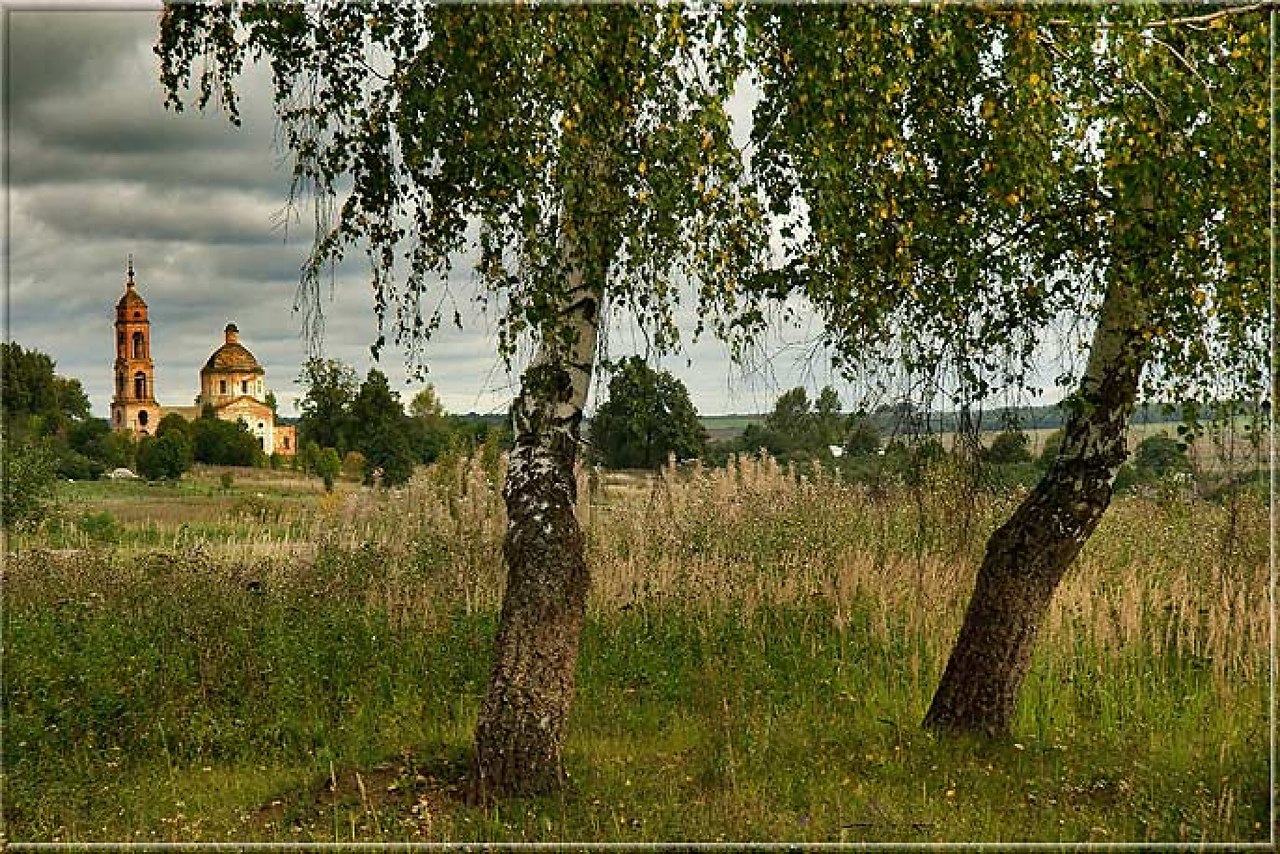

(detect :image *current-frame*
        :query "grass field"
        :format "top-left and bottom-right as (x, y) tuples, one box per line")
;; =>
(3, 453), (1269, 845)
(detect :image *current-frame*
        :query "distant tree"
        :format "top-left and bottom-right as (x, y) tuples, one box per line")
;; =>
(844, 417), (882, 458)
(2, 343), (90, 436)
(410, 385), (446, 420)
(406, 385), (453, 465)
(1132, 434), (1191, 479)
(156, 412), (191, 440)
(351, 369), (416, 487)
(589, 357), (706, 469)
(296, 358), (359, 454)
(264, 390), (279, 416)
(764, 388), (812, 452)
(316, 447), (342, 493)
(190, 417), (261, 467)
(136, 433), (191, 481)
(985, 431), (1032, 465)
(813, 387), (844, 448)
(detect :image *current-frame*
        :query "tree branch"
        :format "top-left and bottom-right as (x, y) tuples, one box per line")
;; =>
(1046, 3), (1270, 29)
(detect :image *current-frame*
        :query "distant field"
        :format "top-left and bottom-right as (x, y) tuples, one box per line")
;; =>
(699, 414), (762, 442)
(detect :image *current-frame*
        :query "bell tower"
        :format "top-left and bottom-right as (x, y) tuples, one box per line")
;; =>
(111, 256), (158, 436)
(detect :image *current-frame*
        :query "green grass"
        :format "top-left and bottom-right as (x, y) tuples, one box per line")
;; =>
(2, 458), (1268, 844)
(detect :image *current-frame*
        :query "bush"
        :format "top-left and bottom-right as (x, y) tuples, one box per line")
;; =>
(318, 448), (342, 492)
(986, 430), (1032, 464)
(2, 440), (57, 529)
(78, 510), (122, 544)
(341, 450), (366, 481)
(1133, 434), (1191, 479)
(844, 418), (883, 457)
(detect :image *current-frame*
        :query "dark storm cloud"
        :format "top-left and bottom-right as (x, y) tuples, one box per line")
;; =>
(20, 184), (290, 245)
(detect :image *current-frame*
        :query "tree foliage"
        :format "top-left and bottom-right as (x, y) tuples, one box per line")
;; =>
(158, 3), (764, 367)
(351, 368), (416, 486)
(137, 432), (193, 481)
(589, 357), (705, 469)
(190, 417), (263, 467)
(296, 358), (359, 453)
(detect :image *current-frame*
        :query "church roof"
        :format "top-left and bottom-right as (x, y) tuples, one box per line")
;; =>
(202, 343), (265, 374)
(116, 287), (147, 311)
(201, 323), (265, 375)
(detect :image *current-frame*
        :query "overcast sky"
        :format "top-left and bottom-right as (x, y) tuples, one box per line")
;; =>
(8, 5), (883, 421)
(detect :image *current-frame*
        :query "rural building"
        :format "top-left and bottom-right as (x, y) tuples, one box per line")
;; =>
(110, 259), (296, 456)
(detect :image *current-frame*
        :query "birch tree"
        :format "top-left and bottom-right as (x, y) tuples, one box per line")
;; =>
(748, 3), (1269, 735)
(157, 1), (761, 797)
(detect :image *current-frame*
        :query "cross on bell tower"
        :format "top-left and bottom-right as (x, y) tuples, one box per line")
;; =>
(111, 256), (158, 436)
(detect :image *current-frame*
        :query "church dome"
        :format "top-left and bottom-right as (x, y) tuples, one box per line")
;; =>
(116, 287), (147, 311)
(201, 323), (264, 375)
(116, 258), (148, 315)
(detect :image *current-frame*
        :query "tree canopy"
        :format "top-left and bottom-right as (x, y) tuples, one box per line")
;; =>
(589, 357), (706, 469)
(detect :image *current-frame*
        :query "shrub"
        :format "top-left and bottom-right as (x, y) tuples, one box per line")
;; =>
(986, 430), (1032, 464)
(2, 440), (57, 529)
(340, 450), (366, 481)
(78, 510), (122, 544)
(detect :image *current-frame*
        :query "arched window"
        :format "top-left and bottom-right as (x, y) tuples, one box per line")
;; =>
(241, 380), (248, 394)
(133, 372), (146, 399)
(133, 312), (142, 320)
(117, 331), (125, 349)
(219, 380), (227, 395)
(132, 331), (145, 358)
(116, 372), (125, 393)
(138, 410), (149, 427)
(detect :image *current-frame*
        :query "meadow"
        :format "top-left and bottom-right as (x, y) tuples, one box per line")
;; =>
(3, 453), (1269, 845)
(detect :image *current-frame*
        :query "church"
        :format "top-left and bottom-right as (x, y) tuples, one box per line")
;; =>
(110, 259), (296, 457)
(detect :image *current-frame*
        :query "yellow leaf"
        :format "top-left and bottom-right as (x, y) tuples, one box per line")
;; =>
(638, 161), (647, 176)
(1029, 72), (1041, 86)
(1005, 192), (1020, 206)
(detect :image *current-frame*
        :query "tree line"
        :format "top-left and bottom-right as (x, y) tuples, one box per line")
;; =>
(154, 1), (1269, 799)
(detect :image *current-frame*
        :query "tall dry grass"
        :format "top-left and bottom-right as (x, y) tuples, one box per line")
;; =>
(12, 450), (1265, 685)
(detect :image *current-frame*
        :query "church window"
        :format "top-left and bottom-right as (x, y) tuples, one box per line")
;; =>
(283, 436), (291, 450)
(242, 380), (248, 394)
(117, 332), (125, 349)
(133, 372), (147, 399)
(138, 410), (149, 427)
(116, 372), (125, 392)
(258, 437), (264, 449)
(220, 380), (227, 394)
(132, 331), (145, 358)
(133, 312), (141, 320)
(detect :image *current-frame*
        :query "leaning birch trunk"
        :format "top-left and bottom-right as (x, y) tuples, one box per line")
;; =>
(470, 233), (604, 799)
(923, 270), (1151, 736)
